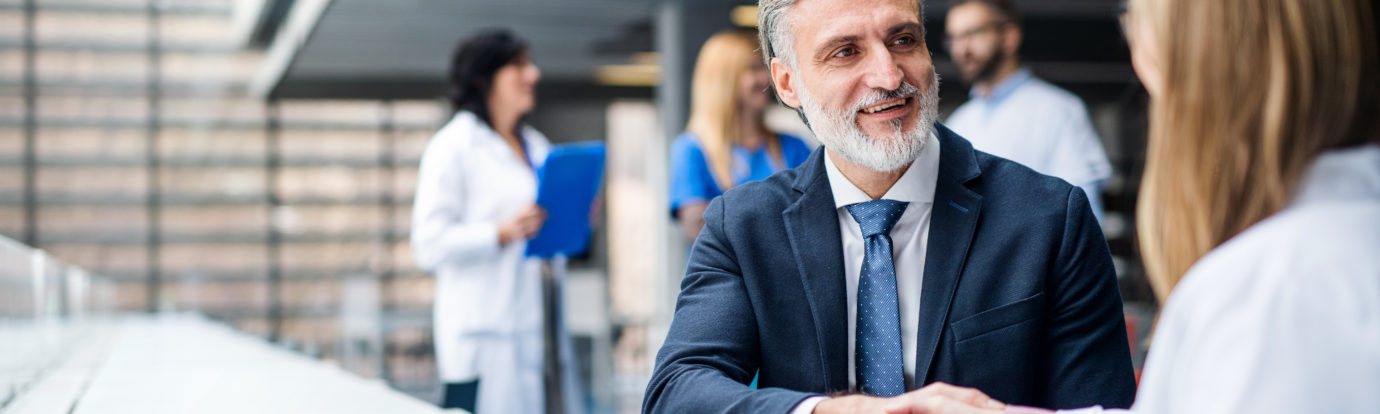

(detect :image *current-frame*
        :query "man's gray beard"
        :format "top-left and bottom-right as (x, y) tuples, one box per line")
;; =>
(798, 72), (940, 172)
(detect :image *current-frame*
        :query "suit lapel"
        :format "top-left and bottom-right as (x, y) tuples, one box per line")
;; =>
(782, 148), (851, 393)
(913, 124), (984, 385)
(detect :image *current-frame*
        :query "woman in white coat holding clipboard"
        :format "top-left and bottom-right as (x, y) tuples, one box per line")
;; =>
(411, 29), (582, 414)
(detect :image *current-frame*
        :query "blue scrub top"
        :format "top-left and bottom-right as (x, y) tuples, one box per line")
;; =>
(669, 132), (813, 218)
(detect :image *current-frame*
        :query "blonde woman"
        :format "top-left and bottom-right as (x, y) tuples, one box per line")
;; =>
(878, 0), (1380, 413)
(670, 30), (812, 242)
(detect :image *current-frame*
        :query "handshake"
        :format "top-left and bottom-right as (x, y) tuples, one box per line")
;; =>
(814, 383), (1012, 414)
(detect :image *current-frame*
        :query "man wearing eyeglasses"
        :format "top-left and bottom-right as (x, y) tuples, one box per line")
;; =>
(944, 0), (1112, 223)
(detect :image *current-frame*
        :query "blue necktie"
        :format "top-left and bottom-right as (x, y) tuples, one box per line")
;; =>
(846, 199), (909, 397)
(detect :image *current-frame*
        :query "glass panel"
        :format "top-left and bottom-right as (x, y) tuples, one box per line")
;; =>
(0, 207), (26, 238)
(158, 166), (265, 197)
(37, 205), (146, 235)
(37, 166), (148, 197)
(280, 100), (383, 126)
(274, 205), (383, 235)
(0, 127), (21, 158)
(167, 279), (268, 315)
(0, 167), (22, 197)
(0, 96), (24, 119)
(161, 243), (267, 274)
(36, 11), (149, 44)
(0, 11), (21, 39)
(160, 127), (266, 161)
(37, 96), (149, 122)
(160, 14), (236, 46)
(43, 244), (147, 279)
(277, 167), (383, 202)
(279, 241), (375, 274)
(36, 126), (147, 159)
(279, 129), (381, 161)
(391, 100), (446, 128)
(162, 205), (267, 234)
(36, 50), (148, 83)
(161, 52), (262, 85)
(35, 0), (148, 6)
(0, 50), (22, 78)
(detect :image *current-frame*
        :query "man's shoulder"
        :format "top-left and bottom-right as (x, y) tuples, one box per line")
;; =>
(716, 166), (803, 212)
(945, 100), (982, 128)
(971, 147), (1081, 209)
(1013, 76), (1088, 113)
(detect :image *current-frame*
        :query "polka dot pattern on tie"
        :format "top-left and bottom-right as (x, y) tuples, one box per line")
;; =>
(845, 199), (909, 397)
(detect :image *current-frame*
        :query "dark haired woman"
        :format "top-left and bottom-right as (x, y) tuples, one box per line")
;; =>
(411, 29), (581, 414)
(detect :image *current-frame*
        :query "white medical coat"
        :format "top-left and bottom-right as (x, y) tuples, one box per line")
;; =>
(1058, 145), (1380, 413)
(411, 111), (583, 414)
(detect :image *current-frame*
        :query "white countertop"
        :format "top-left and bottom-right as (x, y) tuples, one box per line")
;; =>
(4, 314), (458, 414)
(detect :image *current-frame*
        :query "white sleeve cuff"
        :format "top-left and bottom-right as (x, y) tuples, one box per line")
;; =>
(790, 396), (828, 414)
(1059, 405), (1114, 413)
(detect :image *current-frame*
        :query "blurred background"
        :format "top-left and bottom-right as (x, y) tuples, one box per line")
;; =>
(0, 0), (1153, 412)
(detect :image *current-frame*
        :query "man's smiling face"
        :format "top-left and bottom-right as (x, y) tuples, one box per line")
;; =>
(770, 0), (940, 172)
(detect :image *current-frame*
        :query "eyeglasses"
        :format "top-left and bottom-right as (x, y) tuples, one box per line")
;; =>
(1118, 0), (1133, 42)
(942, 21), (1008, 52)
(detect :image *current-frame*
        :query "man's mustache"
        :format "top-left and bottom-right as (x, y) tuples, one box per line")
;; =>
(851, 82), (923, 113)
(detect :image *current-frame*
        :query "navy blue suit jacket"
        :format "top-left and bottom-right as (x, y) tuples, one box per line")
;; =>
(644, 124), (1136, 413)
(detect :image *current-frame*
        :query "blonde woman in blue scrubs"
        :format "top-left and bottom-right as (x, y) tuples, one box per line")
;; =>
(670, 30), (813, 243)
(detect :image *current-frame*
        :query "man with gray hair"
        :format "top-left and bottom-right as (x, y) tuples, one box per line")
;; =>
(644, 0), (1136, 412)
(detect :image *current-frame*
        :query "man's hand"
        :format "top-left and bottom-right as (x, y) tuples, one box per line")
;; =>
(813, 395), (894, 413)
(812, 383), (1005, 414)
(882, 382), (1005, 414)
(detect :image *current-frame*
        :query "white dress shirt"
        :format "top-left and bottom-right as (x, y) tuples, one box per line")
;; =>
(792, 133), (941, 413)
(1055, 145), (1380, 414)
(945, 68), (1111, 221)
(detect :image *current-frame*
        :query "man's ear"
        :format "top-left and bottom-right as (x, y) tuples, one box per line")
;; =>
(770, 58), (802, 109)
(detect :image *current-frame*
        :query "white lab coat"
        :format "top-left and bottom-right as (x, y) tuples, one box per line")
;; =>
(1058, 144), (1380, 414)
(411, 111), (583, 414)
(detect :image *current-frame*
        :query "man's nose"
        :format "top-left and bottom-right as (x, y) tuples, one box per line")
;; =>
(863, 50), (904, 91)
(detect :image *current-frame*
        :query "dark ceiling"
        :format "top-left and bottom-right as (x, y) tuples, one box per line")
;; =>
(253, 0), (1131, 100)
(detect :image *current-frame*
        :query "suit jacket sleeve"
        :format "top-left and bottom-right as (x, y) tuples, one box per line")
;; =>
(1039, 186), (1137, 409)
(643, 196), (817, 413)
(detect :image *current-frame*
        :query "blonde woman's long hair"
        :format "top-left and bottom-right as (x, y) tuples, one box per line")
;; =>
(1129, 0), (1380, 302)
(686, 30), (780, 191)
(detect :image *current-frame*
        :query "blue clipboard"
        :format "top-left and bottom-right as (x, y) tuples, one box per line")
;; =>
(525, 141), (606, 258)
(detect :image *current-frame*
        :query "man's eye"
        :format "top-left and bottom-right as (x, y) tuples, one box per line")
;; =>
(833, 47), (858, 58)
(892, 35), (916, 46)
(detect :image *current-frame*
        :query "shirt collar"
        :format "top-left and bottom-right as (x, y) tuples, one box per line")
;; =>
(823, 131), (941, 209)
(458, 110), (538, 168)
(1291, 144), (1380, 207)
(970, 66), (1033, 105)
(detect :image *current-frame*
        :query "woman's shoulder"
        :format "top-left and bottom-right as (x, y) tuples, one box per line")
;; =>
(776, 132), (810, 149)
(670, 132), (707, 158)
(431, 111), (486, 149)
(1151, 204), (1380, 413)
(776, 132), (815, 165)
(1179, 203), (1380, 308)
